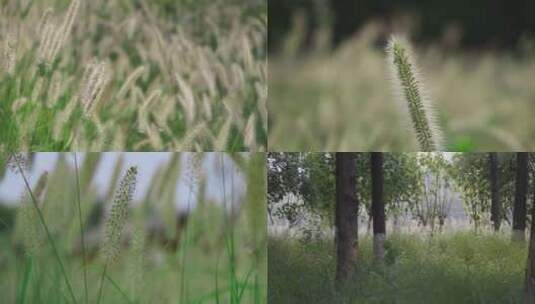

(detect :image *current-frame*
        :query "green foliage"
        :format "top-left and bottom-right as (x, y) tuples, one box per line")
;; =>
(452, 154), (490, 229)
(356, 153), (422, 219)
(451, 153), (523, 230)
(0, 204), (16, 232)
(415, 153), (455, 232)
(300, 153), (335, 219)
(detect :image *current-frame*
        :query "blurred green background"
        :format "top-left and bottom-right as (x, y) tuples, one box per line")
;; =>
(268, 0), (535, 151)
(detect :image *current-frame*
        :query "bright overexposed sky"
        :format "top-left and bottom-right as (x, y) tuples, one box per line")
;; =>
(0, 153), (246, 211)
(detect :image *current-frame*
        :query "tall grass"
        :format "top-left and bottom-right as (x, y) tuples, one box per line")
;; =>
(269, 232), (526, 303)
(0, 152), (266, 303)
(0, 0), (266, 151)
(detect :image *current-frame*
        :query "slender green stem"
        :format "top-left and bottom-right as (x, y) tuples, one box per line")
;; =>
(219, 155), (239, 303)
(73, 153), (89, 304)
(96, 258), (109, 304)
(105, 273), (135, 304)
(15, 157), (78, 304)
(179, 168), (195, 304)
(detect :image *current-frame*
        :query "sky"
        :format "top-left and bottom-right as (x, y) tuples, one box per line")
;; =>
(0, 153), (246, 211)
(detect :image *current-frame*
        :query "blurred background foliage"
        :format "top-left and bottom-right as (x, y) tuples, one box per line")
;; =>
(269, 0), (535, 52)
(268, 0), (535, 151)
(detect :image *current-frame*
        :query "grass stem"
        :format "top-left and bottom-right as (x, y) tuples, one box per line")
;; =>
(15, 156), (78, 304)
(73, 153), (89, 304)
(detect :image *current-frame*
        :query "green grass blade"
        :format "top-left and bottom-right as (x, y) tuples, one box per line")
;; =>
(73, 153), (89, 304)
(96, 259), (109, 304)
(16, 257), (33, 304)
(105, 273), (135, 304)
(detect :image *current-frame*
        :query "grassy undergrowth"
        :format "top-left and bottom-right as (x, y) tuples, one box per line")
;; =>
(269, 232), (526, 303)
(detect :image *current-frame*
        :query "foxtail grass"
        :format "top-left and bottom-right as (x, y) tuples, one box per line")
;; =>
(10, 153), (78, 304)
(97, 166), (138, 304)
(387, 36), (442, 151)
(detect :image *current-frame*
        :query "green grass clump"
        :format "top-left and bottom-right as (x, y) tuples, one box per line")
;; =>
(269, 232), (526, 303)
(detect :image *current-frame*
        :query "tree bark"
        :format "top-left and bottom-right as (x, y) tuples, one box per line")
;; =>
(371, 152), (386, 263)
(489, 152), (501, 232)
(513, 152), (529, 242)
(335, 152), (359, 283)
(525, 153), (535, 303)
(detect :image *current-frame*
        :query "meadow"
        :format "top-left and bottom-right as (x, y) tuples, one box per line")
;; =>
(0, 152), (267, 303)
(268, 22), (535, 151)
(0, 0), (266, 151)
(269, 232), (526, 304)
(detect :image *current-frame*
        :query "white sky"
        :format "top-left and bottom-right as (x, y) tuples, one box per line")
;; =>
(0, 153), (246, 211)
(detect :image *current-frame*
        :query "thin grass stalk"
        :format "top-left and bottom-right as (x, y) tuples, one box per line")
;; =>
(14, 156), (78, 304)
(105, 274), (135, 304)
(179, 162), (195, 304)
(218, 154), (239, 302)
(96, 259), (109, 304)
(73, 153), (88, 304)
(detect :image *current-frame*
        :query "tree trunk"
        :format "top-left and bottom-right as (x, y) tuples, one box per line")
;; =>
(489, 152), (501, 231)
(335, 152), (359, 283)
(525, 153), (535, 303)
(371, 152), (386, 263)
(513, 152), (528, 242)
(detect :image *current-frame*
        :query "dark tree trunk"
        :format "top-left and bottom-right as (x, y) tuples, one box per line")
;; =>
(489, 153), (501, 231)
(525, 153), (535, 303)
(371, 152), (385, 263)
(513, 153), (529, 242)
(335, 152), (359, 283)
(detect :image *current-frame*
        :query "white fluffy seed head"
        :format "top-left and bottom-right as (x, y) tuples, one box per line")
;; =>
(79, 60), (110, 116)
(4, 31), (16, 75)
(38, 0), (80, 66)
(185, 153), (203, 190)
(175, 73), (196, 125)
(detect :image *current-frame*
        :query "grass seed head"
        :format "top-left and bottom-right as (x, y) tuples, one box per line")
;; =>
(6, 153), (29, 174)
(79, 60), (110, 116)
(38, 0), (80, 66)
(387, 35), (442, 151)
(103, 166), (138, 262)
(3, 31), (16, 75)
(16, 171), (48, 257)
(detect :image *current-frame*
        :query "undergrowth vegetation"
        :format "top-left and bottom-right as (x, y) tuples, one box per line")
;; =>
(0, 0), (267, 151)
(268, 22), (535, 151)
(0, 152), (267, 303)
(269, 232), (525, 304)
